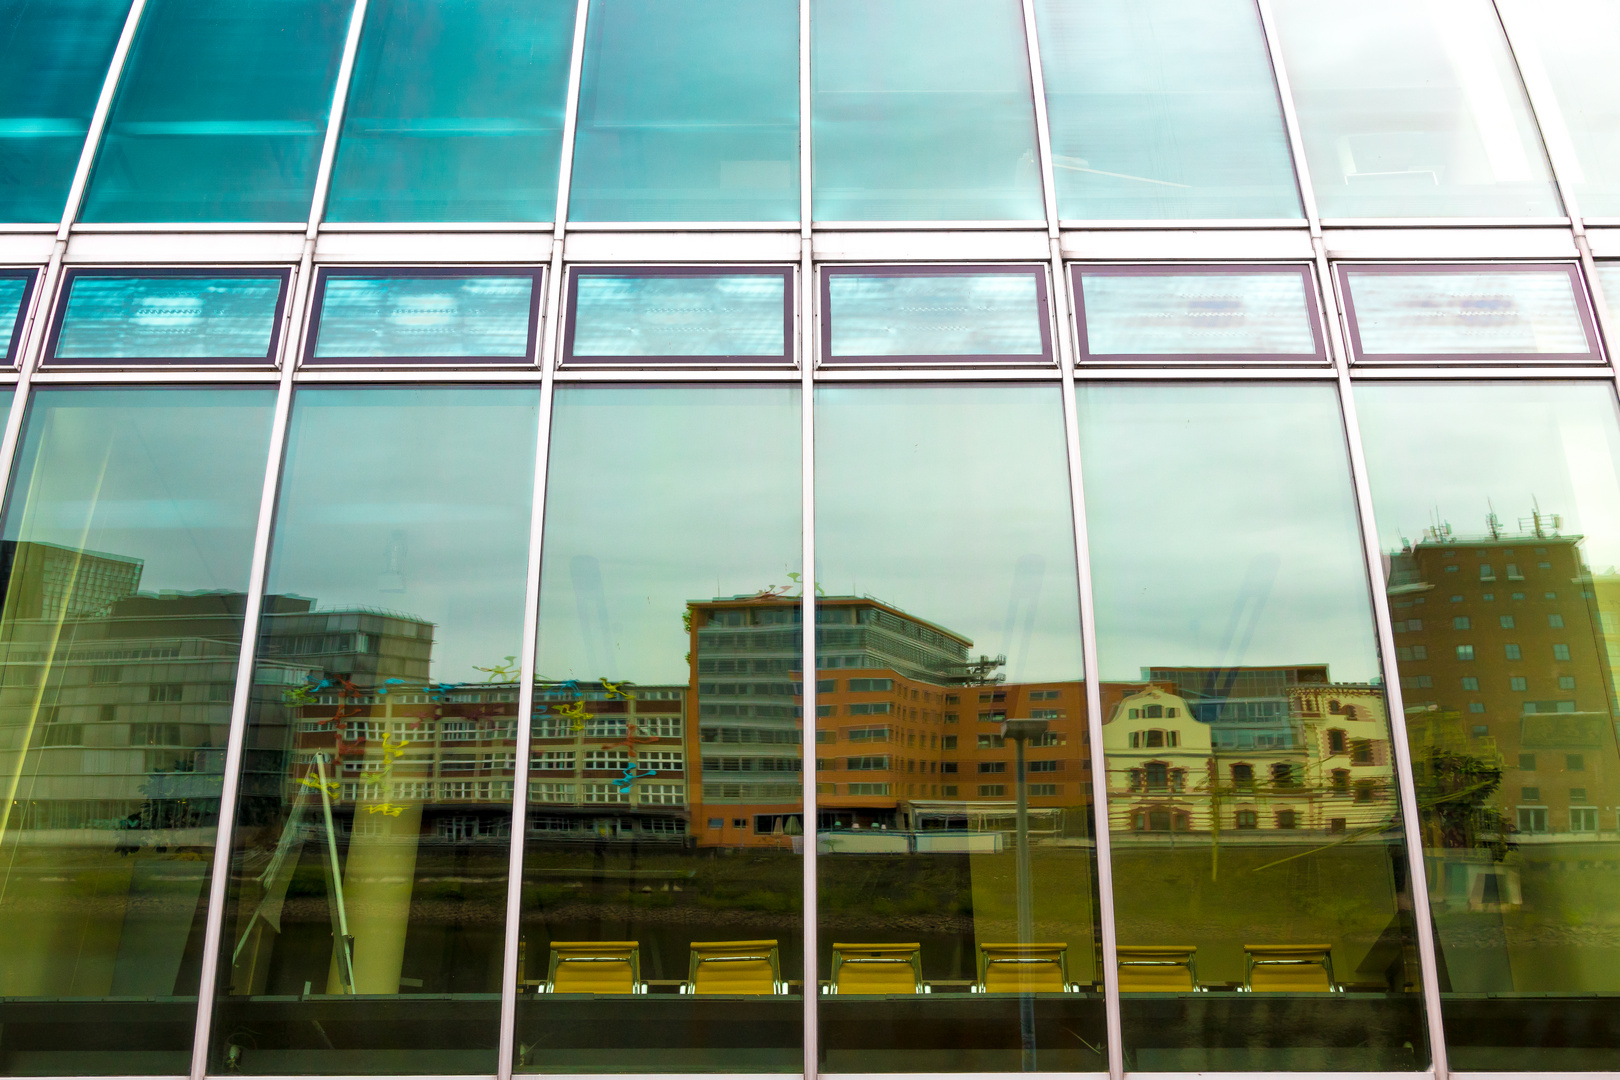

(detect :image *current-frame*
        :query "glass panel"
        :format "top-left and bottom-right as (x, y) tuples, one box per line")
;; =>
(566, 270), (790, 363)
(1270, 0), (1561, 220)
(1034, 0), (1300, 221)
(568, 0), (798, 223)
(823, 269), (1048, 362)
(1495, 0), (1620, 219)
(1074, 268), (1321, 360)
(1077, 384), (1427, 1071)
(814, 385), (1104, 1072)
(325, 0), (574, 223)
(1356, 381), (1620, 1070)
(1343, 267), (1596, 360)
(0, 275), (32, 360)
(80, 0), (352, 223)
(309, 273), (538, 361)
(515, 386), (803, 1072)
(0, 0), (129, 223)
(210, 387), (538, 1074)
(0, 387), (275, 1076)
(811, 0), (1044, 221)
(51, 273), (285, 363)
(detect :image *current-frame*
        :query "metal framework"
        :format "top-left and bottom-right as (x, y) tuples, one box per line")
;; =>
(0, 0), (1615, 1079)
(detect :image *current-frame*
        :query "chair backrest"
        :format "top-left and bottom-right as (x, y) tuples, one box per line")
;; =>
(1116, 945), (1197, 992)
(831, 943), (923, 994)
(978, 942), (1069, 993)
(688, 939), (781, 995)
(548, 941), (640, 994)
(1245, 944), (1335, 992)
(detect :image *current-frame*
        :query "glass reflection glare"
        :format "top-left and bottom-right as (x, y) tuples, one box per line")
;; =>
(824, 271), (1046, 360)
(211, 387), (538, 1074)
(0, 388), (274, 1075)
(518, 386), (803, 1072)
(1344, 268), (1595, 359)
(568, 272), (789, 360)
(1076, 269), (1319, 359)
(1077, 383), (1427, 1071)
(53, 275), (284, 361)
(311, 274), (536, 361)
(813, 385), (1103, 1073)
(1357, 381), (1620, 1070)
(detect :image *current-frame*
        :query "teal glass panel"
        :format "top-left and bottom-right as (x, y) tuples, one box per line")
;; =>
(0, 0), (130, 223)
(310, 273), (537, 361)
(0, 275), (31, 359)
(567, 271), (789, 361)
(80, 0), (352, 223)
(567, 0), (798, 222)
(1344, 268), (1596, 360)
(0, 387), (276, 1075)
(811, 0), (1044, 221)
(52, 274), (284, 362)
(1494, 1), (1620, 217)
(824, 270), (1047, 359)
(1034, 0), (1300, 221)
(1271, 0), (1561, 220)
(210, 386), (539, 1074)
(325, 0), (574, 222)
(1075, 269), (1320, 358)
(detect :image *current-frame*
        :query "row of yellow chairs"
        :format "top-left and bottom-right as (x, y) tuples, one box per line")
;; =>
(1117, 945), (1337, 993)
(543, 940), (785, 995)
(829, 942), (1081, 994)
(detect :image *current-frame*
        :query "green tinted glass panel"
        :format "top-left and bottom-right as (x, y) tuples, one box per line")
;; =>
(825, 271), (1045, 358)
(516, 386), (803, 1071)
(1356, 381), (1620, 1070)
(0, 387), (275, 1075)
(1271, 0), (1560, 219)
(569, 272), (788, 360)
(568, 0), (798, 222)
(1034, 0), (1300, 221)
(325, 0), (574, 222)
(211, 386), (538, 1074)
(80, 0), (352, 223)
(311, 274), (535, 359)
(1075, 270), (1319, 358)
(0, 0), (129, 222)
(811, 0), (1044, 221)
(1078, 384), (1428, 1071)
(0, 276), (29, 358)
(815, 385), (1104, 1071)
(54, 274), (283, 360)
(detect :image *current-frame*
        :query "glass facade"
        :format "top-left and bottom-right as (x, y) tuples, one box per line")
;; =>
(8, 2), (1620, 1078)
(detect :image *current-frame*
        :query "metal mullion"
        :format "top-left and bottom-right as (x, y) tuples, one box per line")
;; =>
(1345, 365), (1613, 382)
(1323, 261), (1451, 1079)
(1071, 367), (1336, 382)
(294, 367), (549, 384)
(553, 0), (597, 240)
(1488, 1), (1620, 386)
(800, 0), (818, 1069)
(1016, 0), (1060, 238)
(304, 0), (373, 234)
(29, 369), (282, 385)
(1053, 265), (1123, 1078)
(1251, 0), (1321, 236)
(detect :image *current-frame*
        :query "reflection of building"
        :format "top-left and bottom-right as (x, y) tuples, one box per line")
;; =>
(1104, 673), (1396, 839)
(686, 594), (1091, 849)
(1144, 665), (1330, 749)
(1389, 523), (1620, 840)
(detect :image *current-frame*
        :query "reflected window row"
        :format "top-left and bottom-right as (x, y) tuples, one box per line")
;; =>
(0, 260), (1613, 370)
(4, 373), (1620, 1075)
(9, 0), (1620, 223)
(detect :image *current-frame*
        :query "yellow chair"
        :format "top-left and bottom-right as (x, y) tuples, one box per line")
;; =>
(1244, 944), (1336, 992)
(1116, 946), (1198, 992)
(830, 943), (924, 994)
(977, 942), (1071, 993)
(686, 939), (783, 995)
(545, 941), (643, 994)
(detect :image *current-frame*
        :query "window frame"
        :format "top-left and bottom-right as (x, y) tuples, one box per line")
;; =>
(0, 268), (37, 365)
(302, 265), (546, 368)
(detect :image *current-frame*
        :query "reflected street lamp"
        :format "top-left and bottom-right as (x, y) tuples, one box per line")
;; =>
(1000, 718), (1049, 945)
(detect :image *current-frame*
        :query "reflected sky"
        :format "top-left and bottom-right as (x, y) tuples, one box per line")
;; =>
(4, 388), (272, 592)
(1077, 383), (1380, 683)
(1355, 381), (1620, 570)
(814, 384), (1082, 683)
(535, 386), (801, 683)
(267, 386), (538, 681)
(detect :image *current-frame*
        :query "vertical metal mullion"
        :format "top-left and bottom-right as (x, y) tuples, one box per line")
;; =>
(551, 0), (594, 236)
(1490, 1), (1620, 385)
(1017, 0), (1061, 239)
(1252, 0), (1321, 235)
(1053, 258), (1123, 1080)
(304, 0), (372, 234)
(799, 0), (818, 1073)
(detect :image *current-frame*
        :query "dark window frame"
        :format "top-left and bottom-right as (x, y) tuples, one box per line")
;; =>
(1337, 261), (1602, 365)
(303, 265), (545, 367)
(45, 266), (292, 367)
(563, 264), (795, 366)
(0, 268), (38, 365)
(1070, 262), (1327, 365)
(819, 263), (1054, 367)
